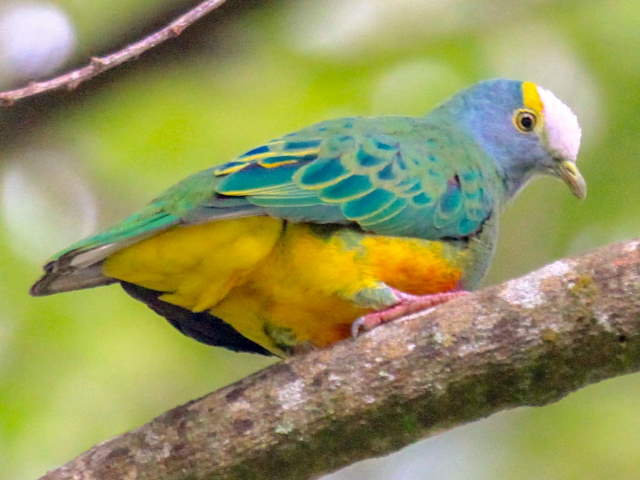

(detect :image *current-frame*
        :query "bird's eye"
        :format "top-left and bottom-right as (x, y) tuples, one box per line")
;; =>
(514, 109), (537, 133)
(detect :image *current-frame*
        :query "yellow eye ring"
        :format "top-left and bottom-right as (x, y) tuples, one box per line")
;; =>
(513, 109), (538, 133)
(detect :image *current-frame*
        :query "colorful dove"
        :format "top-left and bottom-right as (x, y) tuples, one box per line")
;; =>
(31, 79), (585, 357)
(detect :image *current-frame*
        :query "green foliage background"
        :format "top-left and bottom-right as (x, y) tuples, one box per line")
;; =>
(1, 0), (639, 478)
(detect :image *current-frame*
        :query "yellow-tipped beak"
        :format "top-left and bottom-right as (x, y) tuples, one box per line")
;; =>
(557, 160), (587, 199)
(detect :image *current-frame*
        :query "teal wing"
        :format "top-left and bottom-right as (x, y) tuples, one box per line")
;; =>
(45, 116), (497, 268)
(212, 116), (498, 239)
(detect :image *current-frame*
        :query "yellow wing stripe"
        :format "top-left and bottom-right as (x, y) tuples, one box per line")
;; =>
(213, 148), (320, 176)
(214, 163), (250, 176)
(242, 148), (319, 162)
(258, 159), (299, 168)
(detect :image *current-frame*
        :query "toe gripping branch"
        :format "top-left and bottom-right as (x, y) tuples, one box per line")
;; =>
(351, 290), (469, 337)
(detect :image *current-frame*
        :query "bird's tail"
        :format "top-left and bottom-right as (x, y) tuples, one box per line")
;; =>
(30, 210), (179, 296)
(30, 260), (115, 296)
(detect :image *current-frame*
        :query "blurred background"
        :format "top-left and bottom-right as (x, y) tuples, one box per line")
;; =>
(0, 0), (639, 478)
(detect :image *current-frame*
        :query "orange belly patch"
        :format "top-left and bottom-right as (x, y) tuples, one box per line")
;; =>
(362, 235), (465, 295)
(211, 224), (466, 354)
(104, 218), (466, 356)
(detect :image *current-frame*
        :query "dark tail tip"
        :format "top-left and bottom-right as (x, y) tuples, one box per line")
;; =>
(29, 263), (115, 297)
(30, 275), (52, 296)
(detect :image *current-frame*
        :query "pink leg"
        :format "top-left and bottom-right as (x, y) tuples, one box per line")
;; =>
(351, 289), (469, 337)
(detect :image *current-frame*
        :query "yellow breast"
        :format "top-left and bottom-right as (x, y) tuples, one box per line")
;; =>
(103, 217), (283, 311)
(104, 218), (466, 355)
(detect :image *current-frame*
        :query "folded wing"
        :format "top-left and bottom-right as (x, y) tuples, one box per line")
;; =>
(32, 116), (497, 295)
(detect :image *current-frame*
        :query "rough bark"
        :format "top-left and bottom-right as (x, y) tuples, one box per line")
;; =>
(39, 239), (640, 480)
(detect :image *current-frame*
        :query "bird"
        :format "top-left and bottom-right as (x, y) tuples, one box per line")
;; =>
(30, 79), (585, 357)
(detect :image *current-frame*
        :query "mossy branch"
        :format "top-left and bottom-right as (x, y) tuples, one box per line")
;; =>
(39, 239), (640, 480)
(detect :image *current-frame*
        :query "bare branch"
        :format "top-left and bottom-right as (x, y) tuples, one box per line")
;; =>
(0, 0), (228, 106)
(39, 239), (640, 480)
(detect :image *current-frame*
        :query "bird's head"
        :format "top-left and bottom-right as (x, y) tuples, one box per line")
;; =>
(440, 78), (585, 199)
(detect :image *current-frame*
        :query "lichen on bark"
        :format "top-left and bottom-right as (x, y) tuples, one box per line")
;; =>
(40, 239), (640, 480)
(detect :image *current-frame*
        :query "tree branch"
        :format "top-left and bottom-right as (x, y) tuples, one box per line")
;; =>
(39, 239), (640, 480)
(0, 0), (228, 106)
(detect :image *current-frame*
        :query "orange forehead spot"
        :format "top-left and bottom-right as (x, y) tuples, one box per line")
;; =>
(522, 81), (544, 114)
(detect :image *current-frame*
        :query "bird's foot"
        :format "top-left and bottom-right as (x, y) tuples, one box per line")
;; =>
(351, 290), (469, 337)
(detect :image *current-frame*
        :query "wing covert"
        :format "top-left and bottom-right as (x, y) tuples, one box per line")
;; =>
(210, 117), (498, 239)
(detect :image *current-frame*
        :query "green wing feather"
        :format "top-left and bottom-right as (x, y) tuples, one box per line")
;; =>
(214, 116), (499, 238)
(47, 116), (500, 267)
(49, 168), (219, 261)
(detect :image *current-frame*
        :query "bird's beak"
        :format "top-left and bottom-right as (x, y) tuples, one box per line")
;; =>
(556, 159), (587, 199)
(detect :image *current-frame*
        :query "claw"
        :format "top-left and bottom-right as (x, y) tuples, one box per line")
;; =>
(351, 290), (468, 338)
(351, 316), (367, 338)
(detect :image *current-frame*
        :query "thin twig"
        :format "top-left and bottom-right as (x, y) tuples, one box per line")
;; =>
(0, 0), (228, 106)
(38, 239), (640, 480)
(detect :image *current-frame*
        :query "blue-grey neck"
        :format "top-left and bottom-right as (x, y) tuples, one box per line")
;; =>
(428, 79), (547, 201)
